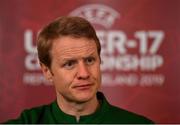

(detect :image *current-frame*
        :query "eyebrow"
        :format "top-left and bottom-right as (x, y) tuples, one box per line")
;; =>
(60, 51), (97, 62)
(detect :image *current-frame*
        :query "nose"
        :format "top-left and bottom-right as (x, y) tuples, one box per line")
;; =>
(77, 62), (90, 80)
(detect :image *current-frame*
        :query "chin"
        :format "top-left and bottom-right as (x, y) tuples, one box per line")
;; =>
(74, 92), (96, 103)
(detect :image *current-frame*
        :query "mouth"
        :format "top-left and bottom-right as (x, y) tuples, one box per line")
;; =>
(73, 83), (93, 90)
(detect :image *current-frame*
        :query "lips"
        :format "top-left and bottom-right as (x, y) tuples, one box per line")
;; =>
(73, 83), (93, 90)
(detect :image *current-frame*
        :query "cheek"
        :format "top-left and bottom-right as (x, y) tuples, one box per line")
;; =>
(91, 64), (101, 79)
(53, 70), (75, 88)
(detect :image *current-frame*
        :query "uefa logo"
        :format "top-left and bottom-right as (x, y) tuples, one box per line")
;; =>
(69, 4), (120, 29)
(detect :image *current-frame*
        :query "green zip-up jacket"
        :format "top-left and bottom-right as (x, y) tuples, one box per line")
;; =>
(5, 92), (154, 124)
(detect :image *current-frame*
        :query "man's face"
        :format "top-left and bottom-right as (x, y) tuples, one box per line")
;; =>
(41, 36), (101, 103)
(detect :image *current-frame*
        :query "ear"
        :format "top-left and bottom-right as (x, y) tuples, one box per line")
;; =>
(40, 63), (53, 82)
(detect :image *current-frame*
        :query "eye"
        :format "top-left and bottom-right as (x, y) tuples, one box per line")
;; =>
(85, 57), (95, 65)
(63, 60), (76, 70)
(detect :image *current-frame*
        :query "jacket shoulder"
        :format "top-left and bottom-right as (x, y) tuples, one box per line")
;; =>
(104, 104), (154, 124)
(4, 103), (53, 124)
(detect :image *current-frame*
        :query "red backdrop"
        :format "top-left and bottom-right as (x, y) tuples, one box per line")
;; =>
(0, 0), (179, 123)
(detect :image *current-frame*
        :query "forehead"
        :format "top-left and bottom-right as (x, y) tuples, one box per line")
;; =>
(51, 36), (98, 59)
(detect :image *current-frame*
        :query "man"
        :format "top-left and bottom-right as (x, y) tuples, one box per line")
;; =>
(5, 16), (153, 124)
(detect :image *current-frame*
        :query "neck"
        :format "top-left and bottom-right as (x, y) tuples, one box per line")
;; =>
(56, 93), (99, 121)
